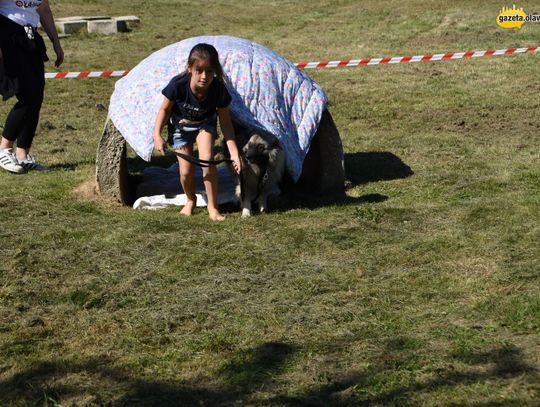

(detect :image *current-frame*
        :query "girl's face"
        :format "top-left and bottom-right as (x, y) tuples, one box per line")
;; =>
(188, 58), (215, 93)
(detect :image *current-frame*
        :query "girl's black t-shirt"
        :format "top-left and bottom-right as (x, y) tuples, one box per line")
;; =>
(162, 73), (231, 127)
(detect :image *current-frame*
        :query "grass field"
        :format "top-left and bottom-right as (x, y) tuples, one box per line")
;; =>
(1, 1), (539, 405)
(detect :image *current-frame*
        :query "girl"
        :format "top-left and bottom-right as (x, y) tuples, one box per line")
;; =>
(153, 43), (241, 221)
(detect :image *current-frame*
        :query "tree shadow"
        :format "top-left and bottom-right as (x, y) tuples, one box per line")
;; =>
(217, 342), (295, 392)
(0, 342), (296, 406)
(268, 342), (537, 406)
(1, 338), (537, 406)
(345, 152), (414, 186)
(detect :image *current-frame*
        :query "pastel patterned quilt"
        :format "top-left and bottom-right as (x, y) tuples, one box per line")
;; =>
(108, 35), (328, 181)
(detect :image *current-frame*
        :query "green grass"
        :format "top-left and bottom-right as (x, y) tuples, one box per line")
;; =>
(1, 0), (539, 405)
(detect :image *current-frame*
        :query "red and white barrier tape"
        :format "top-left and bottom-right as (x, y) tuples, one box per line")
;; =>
(45, 70), (130, 79)
(45, 46), (539, 79)
(295, 46), (539, 69)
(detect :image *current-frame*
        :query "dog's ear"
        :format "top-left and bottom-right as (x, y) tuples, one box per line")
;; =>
(271, 139), (281, 150)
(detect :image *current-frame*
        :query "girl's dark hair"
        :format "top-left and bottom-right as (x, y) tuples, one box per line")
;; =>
(185, 43), (225, 82)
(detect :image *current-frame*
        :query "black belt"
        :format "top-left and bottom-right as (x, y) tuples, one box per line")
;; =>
(167, 150), (233, 168)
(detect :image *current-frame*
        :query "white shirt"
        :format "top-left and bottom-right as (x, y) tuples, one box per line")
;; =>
(0, 0), (43, 27)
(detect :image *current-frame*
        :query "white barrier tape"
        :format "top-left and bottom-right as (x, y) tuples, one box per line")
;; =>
(44, 46), (539, 78)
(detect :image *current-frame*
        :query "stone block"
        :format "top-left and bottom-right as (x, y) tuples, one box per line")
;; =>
(55, 20), (87, 35)
(82, 16), (112, 21)
(296, 109), (345, 193)
(96, 118), (130, 204)
(57, 16), (110, 22)
(115, 16), (140, 27)
(55, 16), (139, 34)
(87, 19), (118, 35)
(55, 16), (84, 22)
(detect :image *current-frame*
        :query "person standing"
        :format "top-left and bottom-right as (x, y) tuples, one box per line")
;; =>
(0, 0), (64, 173)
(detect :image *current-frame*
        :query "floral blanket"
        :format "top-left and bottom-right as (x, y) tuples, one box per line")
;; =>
(108, 35), (328, 181)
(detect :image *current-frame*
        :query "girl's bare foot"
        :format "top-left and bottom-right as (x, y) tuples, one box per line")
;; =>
(180, 199), (196, 216)
(208, 210), (225, 222)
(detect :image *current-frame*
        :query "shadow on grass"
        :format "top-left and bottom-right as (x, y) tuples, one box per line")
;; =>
(1, 339), (537, 406)
(345, 151), (414, 186)
(249, 151), (410, 211)
(268, 190), (389, 213)
(47, 163), (80, 171)
(270, 344), (537, 406)
(0, 342), (295, 406)
(250, 151), (411, 212)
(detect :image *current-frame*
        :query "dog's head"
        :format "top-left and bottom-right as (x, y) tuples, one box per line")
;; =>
(242, 133), (281, 167)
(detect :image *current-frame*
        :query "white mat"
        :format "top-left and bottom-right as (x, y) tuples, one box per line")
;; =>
(133, 164), (237, 210)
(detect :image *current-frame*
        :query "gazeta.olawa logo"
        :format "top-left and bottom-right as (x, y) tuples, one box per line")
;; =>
(497, 4), (540, 28)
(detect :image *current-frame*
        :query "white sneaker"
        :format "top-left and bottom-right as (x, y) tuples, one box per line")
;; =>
(0, 148), (25, 174)
(18, 154), (48, 171)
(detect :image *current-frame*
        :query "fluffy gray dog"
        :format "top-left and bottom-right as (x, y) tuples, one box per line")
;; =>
(224, 129), (285, 217)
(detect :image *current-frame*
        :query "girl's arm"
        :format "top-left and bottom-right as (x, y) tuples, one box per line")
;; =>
(218, 107), (241, 174)
(153, 96), (174, 155)
(37, 0), (64, 67)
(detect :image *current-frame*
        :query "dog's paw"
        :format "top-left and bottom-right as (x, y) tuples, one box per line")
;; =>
(241, 208), (252, 218)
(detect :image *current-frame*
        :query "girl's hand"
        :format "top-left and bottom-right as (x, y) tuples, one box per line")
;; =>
(231, 153), (242, 175)
(154, 136), (168, 155)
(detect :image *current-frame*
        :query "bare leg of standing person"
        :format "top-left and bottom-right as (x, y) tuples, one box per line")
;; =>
(196, 130), (224, 221)
(176, 144), (197, 216)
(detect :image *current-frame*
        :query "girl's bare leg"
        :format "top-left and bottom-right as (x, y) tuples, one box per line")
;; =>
(196, 130), (224, 221)
(176, 144), (197, 216)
